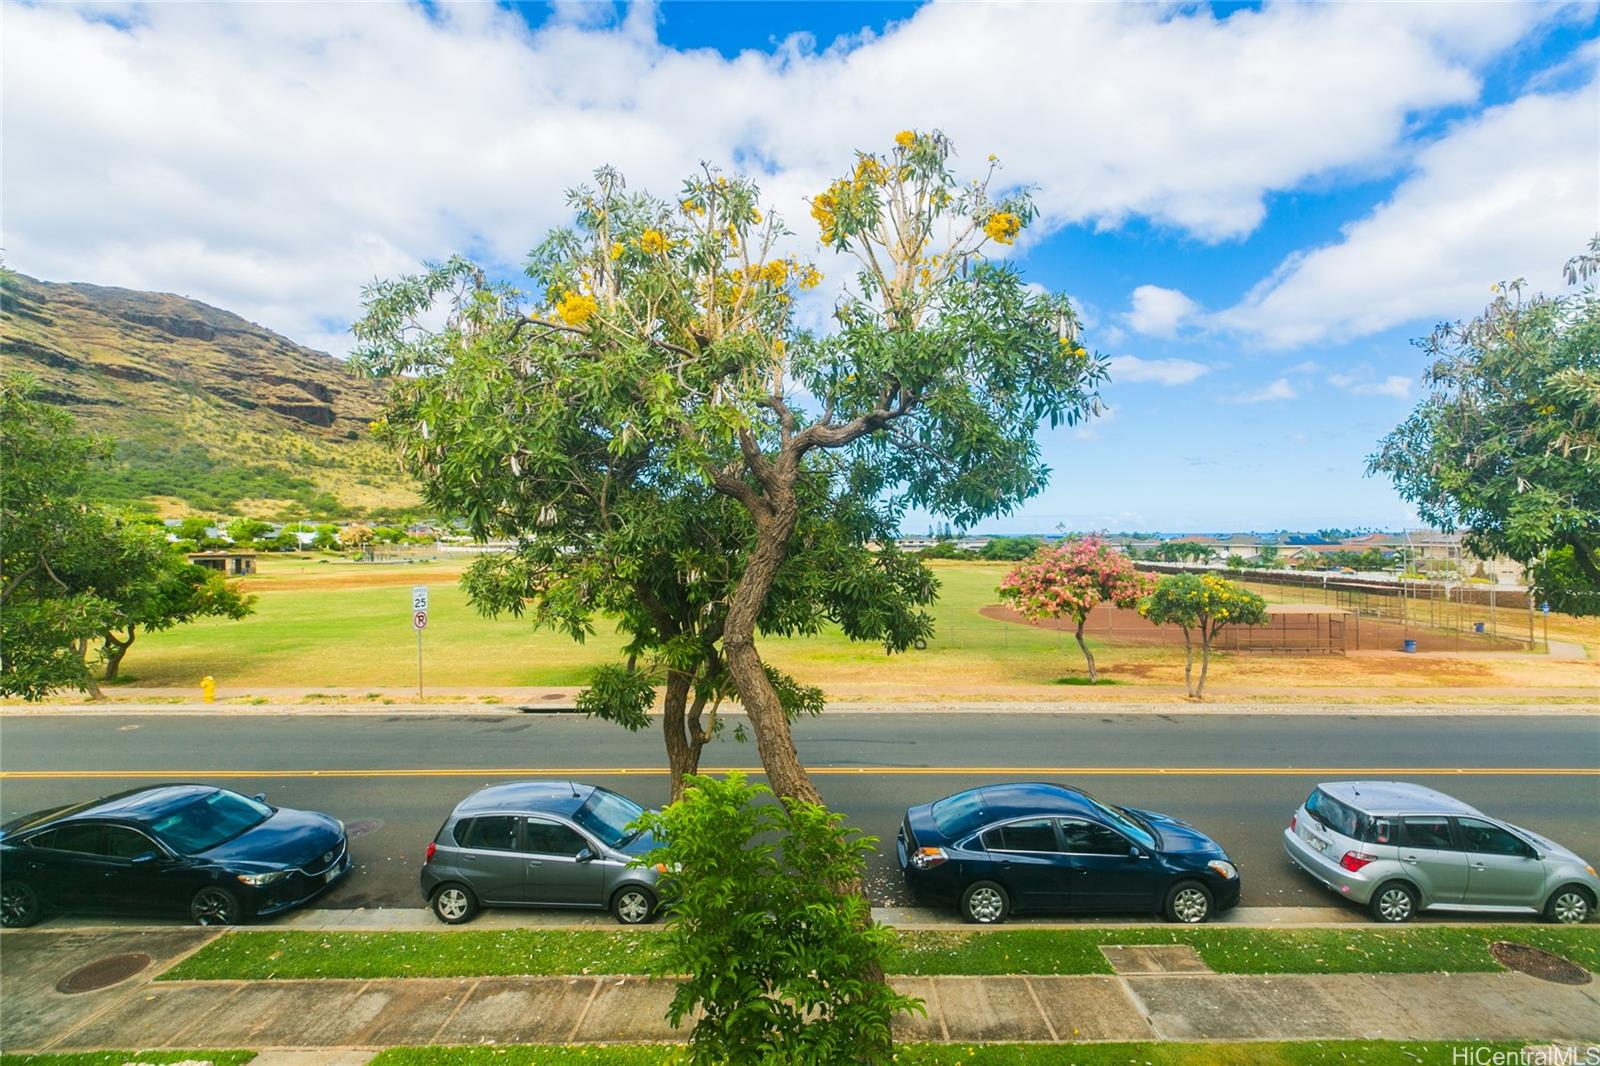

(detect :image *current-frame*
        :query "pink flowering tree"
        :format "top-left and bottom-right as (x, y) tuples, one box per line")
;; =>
(999, 537), (1155, 683)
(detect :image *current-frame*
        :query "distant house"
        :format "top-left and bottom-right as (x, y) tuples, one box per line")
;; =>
(188, 550), (257, 576)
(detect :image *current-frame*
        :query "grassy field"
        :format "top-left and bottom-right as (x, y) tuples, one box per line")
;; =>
(96, 555), (1600, 700)
(159, 925), (1600, 981)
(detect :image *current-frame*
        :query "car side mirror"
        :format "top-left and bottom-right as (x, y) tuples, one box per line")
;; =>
(253, 793), (267, 804)
(1129, 846), (1146, 859)
(575, 847), (595, 863)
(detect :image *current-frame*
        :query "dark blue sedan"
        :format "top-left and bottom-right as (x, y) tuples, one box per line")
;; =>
(898, 783), (1240, 923)
(0, 784), (349, 927)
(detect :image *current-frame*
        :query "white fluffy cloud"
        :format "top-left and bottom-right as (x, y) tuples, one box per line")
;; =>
(1231, 378), (1297, 404)
(1329, 370), (1413, 399)
(1220, 77), (1599, 347)
(1105, 355), (1209, 386)
(1125, 285), (1200, 337)
(0, 2), (1564, 346)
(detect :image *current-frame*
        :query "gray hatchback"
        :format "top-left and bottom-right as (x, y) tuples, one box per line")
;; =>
(1283, 781), (1598, 924)
(421, 781), (661, 925)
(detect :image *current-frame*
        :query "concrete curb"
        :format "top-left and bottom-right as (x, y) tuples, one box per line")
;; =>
(11, 903), (1566, 933)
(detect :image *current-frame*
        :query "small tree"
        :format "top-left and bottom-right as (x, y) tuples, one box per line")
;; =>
(93, 526), (254, 682)
(637, 773), (920, 1065)
(226, 517), (273, 545)
(342, 523), (375, 549)
(999, 537), (1153, 683)
(1139, 573), (1268, 699)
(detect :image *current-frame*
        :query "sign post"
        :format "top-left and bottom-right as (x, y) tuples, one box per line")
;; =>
(412, 586), (429, 699)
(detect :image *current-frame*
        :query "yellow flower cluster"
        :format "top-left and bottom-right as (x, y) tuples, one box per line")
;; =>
(798, 266), (823, 290)
(895, 129), (916, 149)
(609, 242), (623, 261)
(811, 179), (849, 244)
(638, 229), (670, 255)
(759, 260), (789, 286)
(854, 156), (888, 186)
(1059, 337), (1087, 358)
(680, 199), (704, 216)
(984, 211), (1022, 245)
(555, 290), (598, 326)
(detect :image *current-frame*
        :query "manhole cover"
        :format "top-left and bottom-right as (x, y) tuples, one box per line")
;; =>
(541, 693), (565, 700)
(55, 952), (152, 993)
(345, 818), (383, 838)
(1490, 941), (1591, 985)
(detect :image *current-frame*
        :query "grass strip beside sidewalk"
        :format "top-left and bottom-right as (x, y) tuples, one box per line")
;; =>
(0, 1047), (1531, 1066)
(369, 1043), (1528, 1066)
(158, 925), (1599, 980)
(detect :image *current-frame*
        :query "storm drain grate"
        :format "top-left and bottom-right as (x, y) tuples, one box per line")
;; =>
(55, 952), (152, 994)
(1490, 941), (1591, 985)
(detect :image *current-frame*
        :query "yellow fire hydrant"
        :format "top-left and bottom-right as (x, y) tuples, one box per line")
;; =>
(201, 676), (216, 704)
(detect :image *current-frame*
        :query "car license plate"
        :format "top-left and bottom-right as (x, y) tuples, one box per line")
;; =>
(1310, 836), (1328, 854)
(325, 866), (341, 883)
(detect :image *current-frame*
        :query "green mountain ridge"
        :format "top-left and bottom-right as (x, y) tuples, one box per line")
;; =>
(0, 271), (418, 518)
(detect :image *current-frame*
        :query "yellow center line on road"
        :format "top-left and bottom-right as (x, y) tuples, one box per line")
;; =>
(1, 766), (1597, 780)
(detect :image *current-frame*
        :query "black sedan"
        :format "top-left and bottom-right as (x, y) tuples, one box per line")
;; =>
(0, 784), (349, 927)
(898, 783), (1241, 924)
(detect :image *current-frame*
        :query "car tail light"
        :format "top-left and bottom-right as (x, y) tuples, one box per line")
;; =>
(911, 847), (948, 870)
(424, 841), (436, 864)
(1339, 851), (1376, 872)
(1290, 813), (1297, 832)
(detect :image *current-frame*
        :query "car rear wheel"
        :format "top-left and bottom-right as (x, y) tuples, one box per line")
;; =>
(960, 881), (1009, 924)
(190, 886), (241, 926)
(1, 881), (41, 928)
(1544, 886), (1593, 925)
(1164, 880), (1213, 924)
(611, 886), (657, 925)
(1369, 881), (1418, 923)
(431, 883), (478, 924)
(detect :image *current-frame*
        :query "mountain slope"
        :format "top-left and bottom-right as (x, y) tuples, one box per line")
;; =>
(1, 271), (417, 518)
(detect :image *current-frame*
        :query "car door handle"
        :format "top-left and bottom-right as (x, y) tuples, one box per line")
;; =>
(1402, 855), (1420, 863)
(527, 860), (543, 868)
(1471, 862), (1486, 870)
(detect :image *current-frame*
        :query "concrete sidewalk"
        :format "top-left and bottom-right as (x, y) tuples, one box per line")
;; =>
(3, 928), (1597, 1054)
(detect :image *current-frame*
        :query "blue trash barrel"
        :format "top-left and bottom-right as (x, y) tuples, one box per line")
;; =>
(1403, 639), (1417, 653)
(1474, 622), (1485, 633)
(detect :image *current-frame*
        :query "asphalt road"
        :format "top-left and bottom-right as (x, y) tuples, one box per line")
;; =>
(2, 711), (1596, 913)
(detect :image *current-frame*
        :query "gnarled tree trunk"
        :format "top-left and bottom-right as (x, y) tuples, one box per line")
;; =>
(102, 626), (136, 681)
(721, 488), (822, 806)
(1073, 618), (1097, 683)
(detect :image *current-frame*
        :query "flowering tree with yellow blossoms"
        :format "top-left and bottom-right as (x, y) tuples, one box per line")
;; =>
(357, 130), (1105, 807)
(1139, 573), (1268, 699)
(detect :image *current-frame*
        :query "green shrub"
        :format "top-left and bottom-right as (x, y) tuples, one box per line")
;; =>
(637, 773), (921, 1065)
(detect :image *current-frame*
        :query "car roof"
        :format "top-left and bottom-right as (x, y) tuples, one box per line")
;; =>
(1318, 781), (1483, 818)
(453, 780), (595, 817)
(978, 782), (1097, 820)
(0, 784), (219, 838)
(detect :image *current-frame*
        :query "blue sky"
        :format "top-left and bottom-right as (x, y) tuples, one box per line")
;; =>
(5, 1), (1597, 533)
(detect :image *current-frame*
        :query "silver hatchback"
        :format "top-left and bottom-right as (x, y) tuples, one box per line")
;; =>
(421, 781), (661, 925)
(1283, 781), (1598, 923)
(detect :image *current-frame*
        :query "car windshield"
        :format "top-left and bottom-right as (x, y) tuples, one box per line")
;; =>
(149, 791), (272, 854)
(1083, 795), (1158, 850)
(930, 788), (988, 839)
(572, 788), (644, 848)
